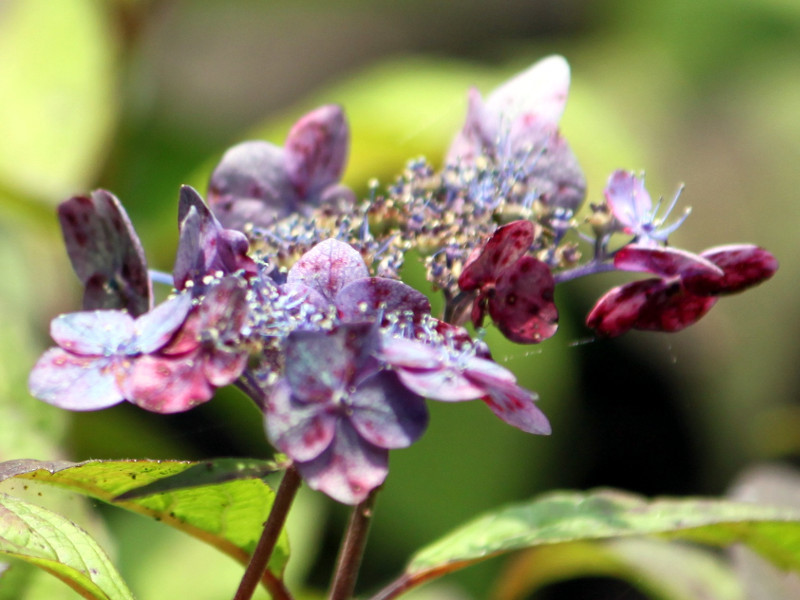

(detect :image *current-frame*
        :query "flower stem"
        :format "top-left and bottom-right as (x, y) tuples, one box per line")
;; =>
(233, 465), (302, 600)
(328, 488), (380, 600)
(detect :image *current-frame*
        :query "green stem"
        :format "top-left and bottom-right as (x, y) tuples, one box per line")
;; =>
(328, 488), (380, 600)
(233, 465), (302, 600)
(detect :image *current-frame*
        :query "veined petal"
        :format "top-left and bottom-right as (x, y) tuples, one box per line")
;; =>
(28, 349), (124, 410)
(336, 277), (430, 321)
(295, 419), (387, 504)
(287, 239), (368, 303)
(265, 380), (336, 463)
(458, 220), (534, 290)
(349, 371), (428, 449)
(123, 353), (213, 414)
(605, 170), (653, 231)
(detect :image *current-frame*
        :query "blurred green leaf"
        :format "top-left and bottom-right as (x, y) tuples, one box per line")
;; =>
(0, 459), (289, 581)
(379, 489), (800, 597)
(0, 0), (117, 202)
(0, 492), (134, 600)
(494, 538), (743, 600)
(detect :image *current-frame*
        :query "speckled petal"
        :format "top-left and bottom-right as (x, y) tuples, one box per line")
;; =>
(586, 279), (664, 338)
(685, 244), (779, 296)
(295, 419), (388, 505)
(614, 245), (722, 279)
(481, 382), (551, 435)
(133, 292), (193, 354)
(458, 220), (534, 290)
(28, 349), (124, 410)
(336, 278), (430, 321)
(123, 353), (213, 414)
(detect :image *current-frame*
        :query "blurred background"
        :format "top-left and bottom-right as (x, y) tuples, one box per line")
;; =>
(1, 0), (799, 598)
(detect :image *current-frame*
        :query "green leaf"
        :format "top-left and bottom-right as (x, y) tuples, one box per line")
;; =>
(0, 0), (117, 202)
(0, 492), (134, 600)
(403, 489), (800, 586)
(494, 538), (743, 600)
(0, 459), (289, 581)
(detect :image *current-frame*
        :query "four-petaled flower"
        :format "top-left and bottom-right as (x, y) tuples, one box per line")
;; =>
(265, 323), (428, 504)
(587, 244), (778, 336)
(604, 170), (690, 246)
(208, 105), (354, 231)
(458, 220), (558, 344)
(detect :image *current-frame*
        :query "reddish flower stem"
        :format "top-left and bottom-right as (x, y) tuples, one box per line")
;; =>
(233, 465), (301, 600)
(328, 488), (380, 600)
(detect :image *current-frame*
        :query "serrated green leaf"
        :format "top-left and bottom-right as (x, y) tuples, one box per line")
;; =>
(0, 492), (134, 600)
(0, 458), (289, 584)
(407, 489), (800, 578)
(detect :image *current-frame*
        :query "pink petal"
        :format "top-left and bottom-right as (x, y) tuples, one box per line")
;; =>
(488, 256), (558, 344)
(480, 383), (551, 435)
(287, 239), (369, 302)
(133, 292), (193, 354)
(284, 105), (349, 198)
(684, 244), (779, 295)
(50, 310), (135, 355)
(586, 279), (665, 337)
(123, 353), (213, 414)
(604, 170), (653, 231)
(614, 245), (723, 279)
(458, 220), (535, 290)
(634, 284), (718, 332)
(445, 87), (497, 165)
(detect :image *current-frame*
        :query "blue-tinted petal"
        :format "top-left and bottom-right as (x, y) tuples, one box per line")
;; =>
(28, 348), (124, 410)
(336, 277), (430, 322)
(50, 310), (134, 355)
(287, 239), (368, 303)
(295, 419), (387, 505)
(265, 380), (336, 463)
(349, 371), (428, 449)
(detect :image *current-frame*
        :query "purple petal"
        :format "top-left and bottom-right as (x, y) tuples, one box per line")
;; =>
(264, 380), (336, 462)
(526, 133), (586, 213)
(488, 256), (558, 344)
(173, 186), (256, 290)
(28, 349), (124, 410)
(203, 351), (248, 387)
(122, 353), (213, 413)
(604, 170), (654, 232)
(295, 419), (388, 504)
(287, 239), (369, 302)
(207, 141), (298, 230)
(58, 190), (152, 316)
(445, 87), (498, 165)
(284, 105), (349, 199)
(684, 244), (779, 296)
(377, 336), (442, 370)
(284, 324), (377, 403)
(336, 278), (430, 321)
(348, 371), (428, 449)
(50, 310), (135, 355)
(458, 220), (534, 290)
(133, 292), (193, 354)
(281, 282), (332, 313)
(614, 245), (723, 279)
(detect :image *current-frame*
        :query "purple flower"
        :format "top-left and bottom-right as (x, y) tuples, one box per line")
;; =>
(446, 55), (586, 213)
(604, 170), (690, 245)
(207, 105), (354, 231)
(173, 186), (258, 291)
(587, 244), (778, 336)
(57, 190), (152, 316)
(378, 335), (550, 435)
(28, 293), (192, 411)
(282, 238), (431, 324)
(458, 221), (558, 344)
(265, 323), (428, 504)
